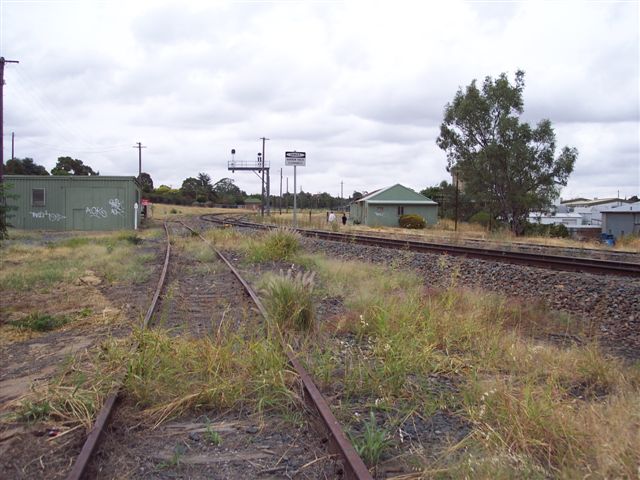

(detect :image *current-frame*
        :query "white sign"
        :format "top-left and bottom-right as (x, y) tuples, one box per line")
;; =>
(285, 151), (306, 166)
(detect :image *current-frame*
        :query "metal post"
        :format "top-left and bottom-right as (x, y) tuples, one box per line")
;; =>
(279, 168), (283, 215)
(258, 153), (264, 217)
(266, 167), (270, 215)
(293, 165), (297, 227)
(11, 132), (14, 159)
(454, 174), (459, 232)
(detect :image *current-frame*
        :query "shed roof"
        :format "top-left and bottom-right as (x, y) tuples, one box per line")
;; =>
(355, 184), (437, 205)
(601, 202), (640, 214)
(562, 198), (630, 207)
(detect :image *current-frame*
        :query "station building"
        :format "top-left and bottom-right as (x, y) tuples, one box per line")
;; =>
(350, 184), (438, 227)
(5, 175), (142, 231)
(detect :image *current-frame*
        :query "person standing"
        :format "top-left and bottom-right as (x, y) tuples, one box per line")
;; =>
(328, 211), (336, 223)
(341, 213), (347, 225)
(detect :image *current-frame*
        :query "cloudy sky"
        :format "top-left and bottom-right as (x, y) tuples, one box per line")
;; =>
(1, 0), (638, 200)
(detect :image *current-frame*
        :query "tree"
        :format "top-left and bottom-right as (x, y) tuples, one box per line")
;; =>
(436, 71), (577, 235)
(212, 178), (245, 205)
(5, 158), (49, 175)
(180, 177), (200, 202)
(138, 172), (154, 193)
(197, 173), (214, 202)
(421, 181), (476, 221)
(0, 182), (18, 240)
(51, 156), (98, 176)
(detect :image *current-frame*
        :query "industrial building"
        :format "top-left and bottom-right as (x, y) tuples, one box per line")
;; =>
(350, 184), (438, 227)
(601, 202), (640, 238)
(5, 175), (141, 231)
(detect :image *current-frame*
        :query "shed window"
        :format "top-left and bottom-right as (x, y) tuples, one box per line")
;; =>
(32, 188), (45, 207)
(397, 206), (404, 215)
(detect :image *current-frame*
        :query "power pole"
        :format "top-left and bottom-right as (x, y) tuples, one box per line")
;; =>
(0, 57), (19, 183)
(133, 142), (146, 177)
(341, 181), (344, 208)
(11, 132), (15, 160)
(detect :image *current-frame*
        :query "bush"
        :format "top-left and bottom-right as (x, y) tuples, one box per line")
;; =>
(525, 222), (570, 238)
(399, 214), (426, 229)
(248, 228), (301, 262)
(469, 211), (492, 227)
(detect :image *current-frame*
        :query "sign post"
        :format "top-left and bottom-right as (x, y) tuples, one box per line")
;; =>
(285, 151), (306, 228)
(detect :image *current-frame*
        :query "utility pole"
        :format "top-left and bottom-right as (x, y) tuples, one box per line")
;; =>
(133, 142), (146, 177)
(259, 137), (269, 217)
(341, 181), (344, 209)
(0, 57), (19, 183)
(11, 132), (15, 160)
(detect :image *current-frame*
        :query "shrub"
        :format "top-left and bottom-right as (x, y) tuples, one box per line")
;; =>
(470, 211), (492, 227)
(399, 214), (426, 229)
(525, 222), (570, 238)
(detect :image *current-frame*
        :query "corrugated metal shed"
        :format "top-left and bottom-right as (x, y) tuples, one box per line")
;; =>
(5, 175), (141, 231)
(351, 184), (438, 227)
(601, 202), (640, 238)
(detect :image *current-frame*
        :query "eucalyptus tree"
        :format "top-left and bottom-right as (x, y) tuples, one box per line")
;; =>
(436, 71), (577, 235)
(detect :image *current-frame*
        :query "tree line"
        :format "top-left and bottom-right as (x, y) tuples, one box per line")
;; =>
(3, 70), (594, 237)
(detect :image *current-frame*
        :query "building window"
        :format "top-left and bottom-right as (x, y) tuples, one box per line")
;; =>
(32, 188), (45, 207)
(397, 206), (404, 215)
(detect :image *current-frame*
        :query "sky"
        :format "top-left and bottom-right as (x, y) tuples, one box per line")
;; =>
(1, 0), (638, 200)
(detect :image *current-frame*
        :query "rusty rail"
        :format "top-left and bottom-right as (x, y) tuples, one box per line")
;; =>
(200, 214), (640, 277)
(67, 222), (172, 480)
(179, 221), (373, 480)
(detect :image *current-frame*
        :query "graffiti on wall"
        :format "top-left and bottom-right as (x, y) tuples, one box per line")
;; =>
(84, 198), (126, 219)
(31, 210), (66, 222)
(85, 206), (107, 218)
(108, 198), (124, 216)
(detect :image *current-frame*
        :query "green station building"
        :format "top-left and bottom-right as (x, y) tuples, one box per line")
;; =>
(350, 184), (438, 227)
(5, 175), (142, 231)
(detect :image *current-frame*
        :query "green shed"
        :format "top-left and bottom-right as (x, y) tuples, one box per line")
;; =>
(5, 175), (142, 231)
(350, 184), (438, 227)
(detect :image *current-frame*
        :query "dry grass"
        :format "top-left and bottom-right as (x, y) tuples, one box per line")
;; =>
(304, 256), (640, 477)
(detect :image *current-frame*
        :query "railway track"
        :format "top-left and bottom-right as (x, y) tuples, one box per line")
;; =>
(200, 214), (640, 277)
(67, 220), (372, 479)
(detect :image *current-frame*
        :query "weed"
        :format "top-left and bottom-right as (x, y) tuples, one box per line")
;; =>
(116, 232), (143, 245)
(246, 227), (300, 262)
(160, 444), (186, 468)
(205, 424), (222, 445)
(9, 312), (70, 331)
(170, 208), (178, 214)
(262, 269), (315, 333)
(351, 411), (391, 467)
(17, 399), (51, 422)
(60, 237), (92, 248)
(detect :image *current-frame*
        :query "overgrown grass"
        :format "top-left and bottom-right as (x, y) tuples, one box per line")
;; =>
(245, 227), (301, 263)
(9, 312), (70, 331)
(0, 230), (157, 290)
(303, 256), (640, 477)
(261, 270), (316, 333)
(121, 328), (298, 425)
